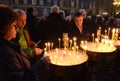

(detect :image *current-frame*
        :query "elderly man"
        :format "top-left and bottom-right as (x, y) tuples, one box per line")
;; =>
(13, 9), (43, 64)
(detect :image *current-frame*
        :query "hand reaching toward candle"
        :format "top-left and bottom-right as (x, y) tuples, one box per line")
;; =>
(33, 48), (43, 56)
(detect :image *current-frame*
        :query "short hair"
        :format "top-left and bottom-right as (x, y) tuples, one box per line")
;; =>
(79, 9), (86, 18)
(0, 5), (18, 36)
(50, 5), (59, 13)
(59, 10), (65, 17)
(13, 9), (26, 16)
(74, 12), (83, 18)
(79, 9), (86, 15)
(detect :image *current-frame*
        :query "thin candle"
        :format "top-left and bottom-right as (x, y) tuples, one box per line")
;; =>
(47, 42), (50, 51)
(44, 48), (47, 55)
(92, 33), (94, 43)
(105, 30), (107, 35)
(45, 43), (48, 51)
(73, 37), (77, 42)
(76, 46), (78, 52)
(56, 48), (59, 63)
(112, 28), (115, 40)
(58, 38), (61, 49)
(70, 40), (72, 49)
(108, 28), (110, 38)
(51, 43), (53, 50)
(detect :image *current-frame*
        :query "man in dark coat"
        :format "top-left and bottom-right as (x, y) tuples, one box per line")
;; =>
(68, 12), (92, 46)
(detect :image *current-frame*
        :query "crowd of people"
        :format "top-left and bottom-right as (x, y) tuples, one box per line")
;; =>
(0, 4), (120, 81)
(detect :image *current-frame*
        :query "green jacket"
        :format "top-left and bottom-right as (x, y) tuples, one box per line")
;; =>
(18, 28), (34, 58)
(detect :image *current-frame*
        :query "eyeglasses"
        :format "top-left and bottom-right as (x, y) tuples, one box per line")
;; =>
(10, 25), (18, 30)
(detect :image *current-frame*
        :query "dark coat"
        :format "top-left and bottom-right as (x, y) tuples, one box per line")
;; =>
(0, 37), (49, 81)
(39, 13), (68, 49)
(67, 20), (92, 46)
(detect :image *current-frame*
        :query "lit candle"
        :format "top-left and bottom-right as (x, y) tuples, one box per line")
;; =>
(51, 42), (53, 50)
(44, 48), (47, 55)
(115, 28), (119, 40)
(70, 40), (72, 49)
(80, 41), (84, 46)
(112, 28), (115, 40)
(108, 28), (110, 38)
(73, 37), (77, 42)
(58, 38), (61, 49)
(97, 27), (101, 41)
(83, 46), (87, 54)
(105, 30), (107, 35)
(47, 42), (50, 51)
(56, 48), (58, 63)
(85, 41), (87, 45)
(92, 33), (94, 43)
(76, 46), (78, 52)
(45, 43), (48, 51)
(67, 37), (69, 48)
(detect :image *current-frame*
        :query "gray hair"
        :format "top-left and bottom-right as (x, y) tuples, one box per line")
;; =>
(50, 5), (59, 13)
(13, 9), (26, 16)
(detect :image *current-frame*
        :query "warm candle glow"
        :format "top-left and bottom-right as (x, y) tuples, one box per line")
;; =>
(73, 37), (77, 42)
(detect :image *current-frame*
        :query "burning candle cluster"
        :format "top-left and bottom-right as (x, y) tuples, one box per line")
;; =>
(80, 27), (118, 53)
(44, 33), (88, 66)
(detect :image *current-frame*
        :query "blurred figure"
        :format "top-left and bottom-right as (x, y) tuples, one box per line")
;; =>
(39, 5), (68, 48)
(26, 7), (40, 42)
(50, 5), (59, 13)
(68, 12), (91, 45)
(13, 9), (43, 63)
(79, 9), (87, 19)
(0, 5), (50, 81)
(59, 9), (65, 19)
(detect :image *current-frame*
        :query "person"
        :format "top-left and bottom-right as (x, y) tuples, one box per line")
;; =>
(39, 5), (68, 49)
(0, 5), (50, 81)
(68, 12), (92, 46)
(26, 7), (40, 42)
(13, 9), (43, 63)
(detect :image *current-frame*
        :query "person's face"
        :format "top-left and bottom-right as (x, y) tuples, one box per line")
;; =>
(17, 14), (26, 28)
(5, 21), (18, 40)
(74, 16), (83, 28)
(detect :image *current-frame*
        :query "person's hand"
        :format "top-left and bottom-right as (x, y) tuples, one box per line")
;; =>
(33, 48), (43, 56)
(41, 55), (51, 63)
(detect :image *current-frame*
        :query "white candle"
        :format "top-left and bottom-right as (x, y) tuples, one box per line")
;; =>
(51, 43), (53, 50)
(70, 40), (72, 49)
(45, 43), (48, 51)
(56, 48), (59, 63)
(108, 28), (110, 38)
(73, 37), (77, 42)
(76, 46), (78, 52)
(47, 42), (50, 51)
(44, 48), (47, 55)
(112, 28), (115, 40)
(105, 30), (107, 35)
